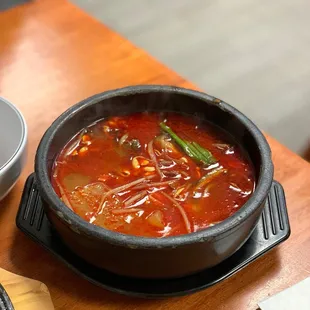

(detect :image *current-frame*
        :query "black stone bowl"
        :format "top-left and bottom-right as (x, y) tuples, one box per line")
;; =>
(35, 85), (273, 279)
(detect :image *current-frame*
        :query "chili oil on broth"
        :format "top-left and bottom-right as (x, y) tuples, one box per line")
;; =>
(51, 112), (255, 238)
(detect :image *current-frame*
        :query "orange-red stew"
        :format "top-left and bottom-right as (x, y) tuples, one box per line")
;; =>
(52, 113), (255, 237)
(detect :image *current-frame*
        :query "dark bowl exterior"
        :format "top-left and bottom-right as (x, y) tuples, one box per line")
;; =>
(35, 85), (273, 279)
(43, 199), (264, 278)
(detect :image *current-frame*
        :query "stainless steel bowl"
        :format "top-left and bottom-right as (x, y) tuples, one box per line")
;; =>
(0, 98), (27, 200)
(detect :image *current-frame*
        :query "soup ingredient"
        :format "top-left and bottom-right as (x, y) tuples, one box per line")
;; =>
(124, 190), (148, 207)
(147, 140), (163, 179)
(159, 122), (216, 165)
(62, 173), (90, 191)
(194, 167), (227, 191)
(96, 176), (154, 215)
(55, 179), (73, 211)
(52, 112), (255, 238)
(160, 192), (191, 233)
(147, 210), (165, 229)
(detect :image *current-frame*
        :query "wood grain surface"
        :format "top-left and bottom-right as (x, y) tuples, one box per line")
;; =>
(0, 1), (309, 309)
(0, 268), (54, 310)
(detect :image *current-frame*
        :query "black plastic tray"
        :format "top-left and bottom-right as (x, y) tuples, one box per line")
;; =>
(0, 284), (14, 310)
(16, 174), (290, 298)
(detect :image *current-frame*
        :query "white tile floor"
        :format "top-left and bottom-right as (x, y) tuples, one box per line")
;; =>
(72, 0), (310, 154)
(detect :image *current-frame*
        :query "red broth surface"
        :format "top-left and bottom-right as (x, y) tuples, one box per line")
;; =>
(52, 113), (255, 237)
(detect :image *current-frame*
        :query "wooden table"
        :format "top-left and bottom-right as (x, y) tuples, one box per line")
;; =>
(0, 1), (309, 309)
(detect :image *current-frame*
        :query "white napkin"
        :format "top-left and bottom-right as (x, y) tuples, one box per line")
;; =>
(258, 277), (310, 310)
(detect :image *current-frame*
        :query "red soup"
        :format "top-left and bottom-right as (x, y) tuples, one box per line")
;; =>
(52, 112), (255, 237)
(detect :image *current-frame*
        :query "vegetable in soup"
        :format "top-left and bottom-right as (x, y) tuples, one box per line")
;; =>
(52, 112), (255, 237)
